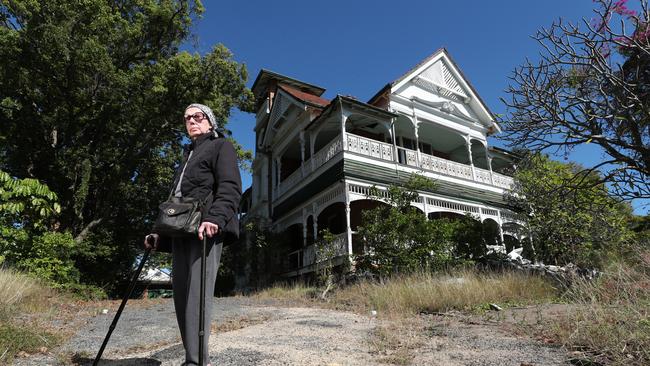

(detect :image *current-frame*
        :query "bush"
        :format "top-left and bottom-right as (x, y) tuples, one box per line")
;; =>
(355, 174), (499, 277)
(506, 154), (636, 267)
(0, 171), (84, 289)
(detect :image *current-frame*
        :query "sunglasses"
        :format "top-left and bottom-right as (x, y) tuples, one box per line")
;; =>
(184, 112), (207, 123)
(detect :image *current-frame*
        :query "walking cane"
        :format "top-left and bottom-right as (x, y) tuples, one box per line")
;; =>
(93, 248), (152, 366)
(198, 233), (207, 366)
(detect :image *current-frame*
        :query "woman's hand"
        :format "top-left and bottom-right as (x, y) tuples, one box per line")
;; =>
(144, 233), (160, 250)
(198, 222), (219, 240)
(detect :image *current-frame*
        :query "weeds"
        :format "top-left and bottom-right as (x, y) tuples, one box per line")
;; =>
(332, 269), (556, 316)
(249, 282), (319, 304)
(0, 268), (60, 363)
(548, 255), (650, 366)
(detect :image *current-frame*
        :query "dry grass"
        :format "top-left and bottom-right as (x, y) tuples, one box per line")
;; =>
(0, 267), (53, 311)
(547, 254), (650, 366)
(369, 317), (426, 365)
(247, 270), (556, 316)
(248, 282), (319, 304)
(331, 269), (557, 316)
(0, 267), (61, 363)
(246, 269), (558, 365)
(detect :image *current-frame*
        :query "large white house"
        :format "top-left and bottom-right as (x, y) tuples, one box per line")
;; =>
(237, 49), (524, 284)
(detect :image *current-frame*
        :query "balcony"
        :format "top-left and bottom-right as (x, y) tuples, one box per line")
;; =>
(274, 132), (515, 201)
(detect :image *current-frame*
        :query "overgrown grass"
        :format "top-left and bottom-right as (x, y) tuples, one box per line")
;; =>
(0, 267), (61, 363)
(249, 269), (557, 315)
(249, 269), (558, 365)
(249, 282), (319, 304)
(548, 253), (650, 366)
(331, 269), (557, 316)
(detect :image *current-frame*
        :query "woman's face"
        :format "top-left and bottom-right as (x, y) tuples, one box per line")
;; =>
(184, 107), (212, 139)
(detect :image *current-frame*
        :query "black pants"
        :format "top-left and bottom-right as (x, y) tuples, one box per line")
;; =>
(172, 236), (222, 366)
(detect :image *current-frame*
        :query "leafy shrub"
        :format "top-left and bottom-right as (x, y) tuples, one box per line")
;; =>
(354, 174), (497, 277)
(0, 170), (82, 289)
(506, 154), (637, 267)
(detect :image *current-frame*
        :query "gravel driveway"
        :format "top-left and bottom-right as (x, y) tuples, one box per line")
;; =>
(14, 297), (570, 365)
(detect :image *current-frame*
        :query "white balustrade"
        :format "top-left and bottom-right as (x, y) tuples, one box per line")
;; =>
(312, 137), (343, 169)
(276, 167), (303, 199)
(419, 154), (473, 180)
(274, 131), (517, 204)
(397, 147), (418, 167)
(298, 233), (348, 268)
(474, 167), (492, 185)
(492, 172), (515, 189)
(346, 133), (394, 161)
(303, 245), (316, 266)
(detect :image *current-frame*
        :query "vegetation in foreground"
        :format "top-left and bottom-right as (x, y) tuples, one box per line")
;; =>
(0, 268), (61, 363)
(251, 269), (557, 314)
(251, 259), (650, 366)
(545, 254), (650, 366)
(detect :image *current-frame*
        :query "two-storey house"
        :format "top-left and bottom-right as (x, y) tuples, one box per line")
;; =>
(238, 49), (524, 284)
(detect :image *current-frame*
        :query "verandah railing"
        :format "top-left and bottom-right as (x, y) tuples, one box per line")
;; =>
(275, 132), (515, 201)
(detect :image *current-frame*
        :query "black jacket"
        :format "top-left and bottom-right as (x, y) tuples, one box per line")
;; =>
(157, 132), (242, 250)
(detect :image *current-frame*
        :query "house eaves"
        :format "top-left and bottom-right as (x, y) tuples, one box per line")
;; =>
(305, 95), (398, 131)
(251, 69), (326, 109)
(277, 84), (330, 109)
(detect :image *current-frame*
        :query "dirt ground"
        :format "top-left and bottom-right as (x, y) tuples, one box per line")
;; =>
(13, 297), (571, 365)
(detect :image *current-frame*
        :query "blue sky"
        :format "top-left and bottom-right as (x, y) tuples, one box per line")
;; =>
(185, 0), (647, 215)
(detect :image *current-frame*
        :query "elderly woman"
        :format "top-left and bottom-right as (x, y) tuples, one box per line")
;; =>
(144, 103), (241, 366)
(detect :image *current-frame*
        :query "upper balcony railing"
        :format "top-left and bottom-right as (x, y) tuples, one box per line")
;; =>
(274, 132), (515, 201)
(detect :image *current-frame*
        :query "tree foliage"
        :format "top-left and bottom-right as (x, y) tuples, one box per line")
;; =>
(506, 154), (635, 267)
(354, 175), (491, 277)
(0, 170), (80, 288)
(501, 0), (650, 200)
(0, 1), (254, 292)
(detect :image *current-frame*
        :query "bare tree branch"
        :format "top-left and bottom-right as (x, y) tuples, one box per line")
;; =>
(501, 0), (650, 200)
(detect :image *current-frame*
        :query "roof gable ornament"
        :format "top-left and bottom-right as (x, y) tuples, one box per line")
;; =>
(386, 48), (499, 132)
(413, 58), (471, 103)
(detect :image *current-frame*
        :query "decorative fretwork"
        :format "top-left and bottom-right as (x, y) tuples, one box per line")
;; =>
(420, 153), (473, 180)
(348, 184), (390, 200)
(312, 138), (343, 169)
(492, 172), (515, 190)
(346, 133), (393, 161)
(474, 167), (492, 184)
(397, 147), (418, 167)
(426, 197), (480, 214)
(480, 207), (498, 217)
(315, 185), (345, 209)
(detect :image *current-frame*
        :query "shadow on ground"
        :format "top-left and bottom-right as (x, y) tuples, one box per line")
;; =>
(72, 355), (162, 366)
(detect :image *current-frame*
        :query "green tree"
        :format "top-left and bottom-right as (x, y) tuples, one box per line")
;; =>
(355, 175), (466, 277)
(506, 154), (635, 267)
(0, 1), (254, 292)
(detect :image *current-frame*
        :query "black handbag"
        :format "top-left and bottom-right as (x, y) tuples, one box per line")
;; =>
(153, 196), (205, 237)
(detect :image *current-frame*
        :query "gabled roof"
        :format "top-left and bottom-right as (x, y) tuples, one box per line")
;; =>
(368, 48), (496, 122)
(278, 84), (329, 108)
(252, 69), (326, 102)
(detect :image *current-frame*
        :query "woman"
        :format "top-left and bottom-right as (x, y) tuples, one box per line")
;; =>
(144, 103), (242, 366)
